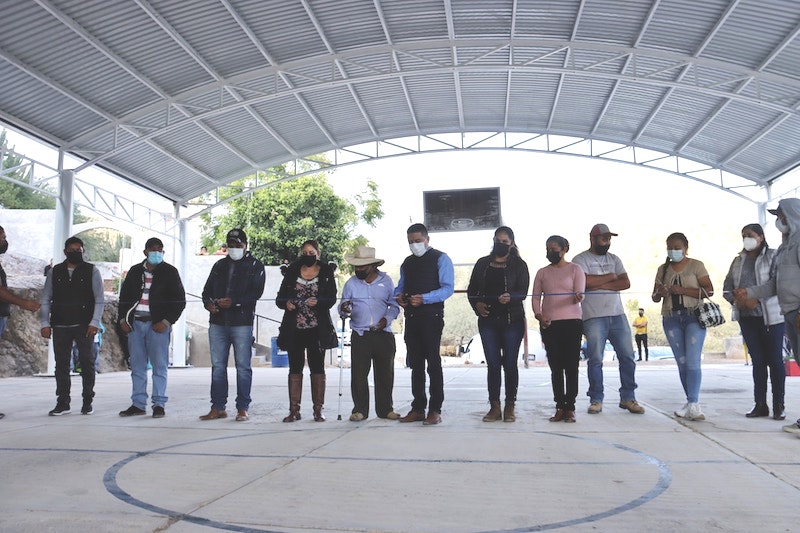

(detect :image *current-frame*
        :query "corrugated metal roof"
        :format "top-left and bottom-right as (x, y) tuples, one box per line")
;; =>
(0, 0), (798, 203)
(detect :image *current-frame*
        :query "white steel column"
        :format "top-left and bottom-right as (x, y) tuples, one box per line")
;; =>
(46, 167), (75, 374)
(170, 206), (188, 367)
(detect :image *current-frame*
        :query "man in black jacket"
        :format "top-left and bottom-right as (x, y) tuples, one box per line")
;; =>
(199, 229), (265, 422)
(39, 236), (105, 416)
(118, 237), (185, 418)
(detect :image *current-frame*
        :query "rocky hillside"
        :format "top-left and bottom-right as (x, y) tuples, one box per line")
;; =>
(0, 254), (127, 377)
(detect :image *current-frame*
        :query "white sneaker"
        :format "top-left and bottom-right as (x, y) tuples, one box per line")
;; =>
(782, 421), (800, 433)
(685, 403), (705, 421)
(674, 403), (689, 418)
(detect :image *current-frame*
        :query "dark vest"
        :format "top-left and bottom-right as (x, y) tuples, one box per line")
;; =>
(401, 248), (444, 315)
(0, 264), (9, 317)
(50, 261), (96, 326)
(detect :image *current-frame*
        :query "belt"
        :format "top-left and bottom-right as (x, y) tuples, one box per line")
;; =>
(669, 308), (693, 317)
(134, 316), (152, 322)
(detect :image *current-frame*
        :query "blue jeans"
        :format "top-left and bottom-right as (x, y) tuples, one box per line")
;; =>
(663, 310), (706, 403)
(478, 317), (524, 402)
(127, 320), (171, 409)
(208, 324), (253, 411)
(738, 317), (785, 404)
(0, 316), (6, 338)
(583, 314), (638, 403)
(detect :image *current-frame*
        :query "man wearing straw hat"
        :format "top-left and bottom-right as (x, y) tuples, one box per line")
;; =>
(339, 246), (401, 421)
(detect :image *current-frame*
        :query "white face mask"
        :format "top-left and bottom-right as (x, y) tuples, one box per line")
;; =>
(742, 237), (759, 252)
(228, 247), (245, 261)
(776, 218), (790, 234)
(409, 242), (427, 257)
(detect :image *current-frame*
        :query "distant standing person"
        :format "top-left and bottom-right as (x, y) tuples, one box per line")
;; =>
(339, 246), (401, 421)
(467, 226), (529, 423)
(652, 232), (713, 421)
(395, 223), (454, 426)
(200, 229), (265, 422)
(532, 235), (585, 423)
(40, 236), (105, 416)
(723, 223), (785, 419)
(632, 308), (649, 361)
(0, 225), (42, 420)
(118, 237), (186, 418)
(276, 239), (338, 422)
(572, 224), (644, 415)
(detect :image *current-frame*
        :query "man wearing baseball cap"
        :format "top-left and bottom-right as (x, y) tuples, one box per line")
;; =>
(339, 246), (401, 421)
(572, 224), (644, 415)
(200, 228), (265, 422)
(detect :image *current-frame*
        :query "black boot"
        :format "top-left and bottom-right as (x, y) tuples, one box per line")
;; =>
(773, 401), (786, 420)
(745, 402), (769, 418)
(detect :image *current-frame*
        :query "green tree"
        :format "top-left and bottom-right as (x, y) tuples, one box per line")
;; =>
(202, 167), (382, 267)
(0, 130), (56, 209)
(77, 228), (130, 262)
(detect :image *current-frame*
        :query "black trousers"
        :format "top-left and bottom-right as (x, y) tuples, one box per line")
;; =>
(635, 333), (649, 359)
(53, 325), (96, 405)
(541, 319), (582, 411)
(350, 330), (396, 417)
(405, 314), (444, 413)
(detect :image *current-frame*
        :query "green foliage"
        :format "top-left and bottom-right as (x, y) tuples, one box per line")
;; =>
(202, 166), (383, 267)
(0, 131), (56, 209)
(77, 228), (130, 262)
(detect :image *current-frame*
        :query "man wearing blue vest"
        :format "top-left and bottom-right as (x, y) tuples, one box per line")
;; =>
(40, 236), (105, 416)
(395, 223), (454, 425)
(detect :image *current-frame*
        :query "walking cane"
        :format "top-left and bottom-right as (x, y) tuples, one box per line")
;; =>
(337, 314), (347, 420)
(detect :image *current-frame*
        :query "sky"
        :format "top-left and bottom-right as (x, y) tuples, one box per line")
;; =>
(2, 126), (797, 302)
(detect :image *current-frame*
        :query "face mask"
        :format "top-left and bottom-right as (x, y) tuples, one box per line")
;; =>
(355, 269), (369, 280)
(492, 242), (510, 257)
(742, 237), (759, 252)
(228, 248), (244, 261)
(776, 219), (790, 234)
(300, 254), (317, 267)
(546, 251), (561, 265)
(409, 242), (427, 257)
(0, 240), (7, 255)
(66, 251), (83, 265)
(594, 244), (610, 256)
(147, 251), (164, 265)
(667, 250), (684, 262)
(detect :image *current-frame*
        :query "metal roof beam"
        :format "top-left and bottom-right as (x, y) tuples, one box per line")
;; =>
(300, 0), (379, 138)
(373, 0), (420, 133)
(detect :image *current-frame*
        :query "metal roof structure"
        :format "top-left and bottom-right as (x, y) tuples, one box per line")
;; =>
(1, 0), (800, 209)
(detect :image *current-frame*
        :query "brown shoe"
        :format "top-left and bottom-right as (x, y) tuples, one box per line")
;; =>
(423, 411), (442, 425)
(564, 410), (576, 423)
(235, 409), (249, 422)
(199, 408), (227, 420)
(503, 401), (516, 422)
(549, 409), (565, 422)
(482, 401), (502, 422)
(399, 410), (426, 423)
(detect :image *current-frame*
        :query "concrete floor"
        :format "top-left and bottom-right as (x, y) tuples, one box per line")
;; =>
(0, 359), (798, 533)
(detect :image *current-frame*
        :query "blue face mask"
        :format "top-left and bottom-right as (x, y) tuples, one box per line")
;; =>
(667, 249), (684, 262)
(147, 251), (164, 265)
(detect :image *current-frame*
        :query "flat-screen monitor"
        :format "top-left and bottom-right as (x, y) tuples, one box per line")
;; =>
(423, 187), (501, 232)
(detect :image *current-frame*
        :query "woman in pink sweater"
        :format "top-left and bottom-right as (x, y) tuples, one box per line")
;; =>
(532, 236), (586, 422)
